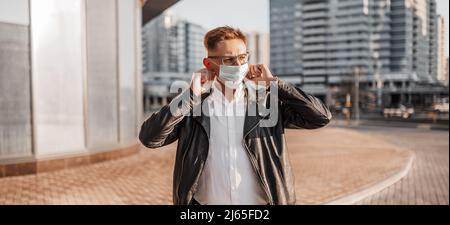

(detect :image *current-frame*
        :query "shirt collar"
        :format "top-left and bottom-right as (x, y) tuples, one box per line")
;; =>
(210, 79), (245, 102)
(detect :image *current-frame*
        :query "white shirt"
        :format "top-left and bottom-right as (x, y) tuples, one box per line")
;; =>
(194, 80), (267, 205)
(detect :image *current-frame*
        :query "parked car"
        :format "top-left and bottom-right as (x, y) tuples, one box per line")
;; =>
(383, 104), (414, 119)
(433, 98), (449, 113)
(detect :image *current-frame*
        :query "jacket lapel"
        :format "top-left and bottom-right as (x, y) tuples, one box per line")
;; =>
(192, 86), (265, 141)
(192, 92), (211, 139)
(243, 86), (265, 138)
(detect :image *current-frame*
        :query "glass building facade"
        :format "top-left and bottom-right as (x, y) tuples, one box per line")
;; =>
(0, 0), (143, 166)
(269, 0), (447, 108)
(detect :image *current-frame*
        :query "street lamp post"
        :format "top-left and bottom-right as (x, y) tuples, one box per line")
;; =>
(353, 66), (360, 121)
(374, 56), (383, 108)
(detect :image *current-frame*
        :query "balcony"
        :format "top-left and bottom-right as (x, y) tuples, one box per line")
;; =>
(302, 52), (327, 60)
(303, 27), (328, 35)
(302, 3), (328, 11)
(302, 44), (327, 52)
(303, 11), (328, 20)
(303, 19), (328, 28)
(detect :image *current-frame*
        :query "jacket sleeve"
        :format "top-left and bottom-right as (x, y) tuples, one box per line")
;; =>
(277, 79), (332, 129)
(139, 88), (198, 148)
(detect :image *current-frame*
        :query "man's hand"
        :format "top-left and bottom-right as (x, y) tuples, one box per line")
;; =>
(191, 68), (213, 97)
(247, 64), (276, 86)
(140, 0), (148, 7)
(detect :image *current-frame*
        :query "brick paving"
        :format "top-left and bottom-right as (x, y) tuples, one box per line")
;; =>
(0, 127), (431, 205)
(354, 126), (449, 205)
(288, 128), (412, 204)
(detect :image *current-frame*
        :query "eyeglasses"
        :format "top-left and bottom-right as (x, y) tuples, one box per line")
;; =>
(207, 52), (250, 66)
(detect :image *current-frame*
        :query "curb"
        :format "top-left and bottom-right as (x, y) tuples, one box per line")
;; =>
(0, 142), (140, 178)
(330, 120), (449, 131)
(322, 150), (415, 205)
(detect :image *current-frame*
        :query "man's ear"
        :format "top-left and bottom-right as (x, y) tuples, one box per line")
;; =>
(203, 58), (211, 69)
(203, 58), (218, 79)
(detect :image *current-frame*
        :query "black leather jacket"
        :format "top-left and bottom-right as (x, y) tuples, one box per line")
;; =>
(139, 79), (332, 205)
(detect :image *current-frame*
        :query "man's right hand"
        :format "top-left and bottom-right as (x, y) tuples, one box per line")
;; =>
(191, 68), (213, 97)
(140, 0), (148, 7)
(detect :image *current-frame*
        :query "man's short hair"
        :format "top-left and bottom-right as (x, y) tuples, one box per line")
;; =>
(203, 26), (247, 51)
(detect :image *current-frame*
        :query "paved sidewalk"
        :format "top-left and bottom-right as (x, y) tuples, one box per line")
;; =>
(353, 126), (449, 205)
(0, 127), (413, 205)
(288, 128), (412, 204)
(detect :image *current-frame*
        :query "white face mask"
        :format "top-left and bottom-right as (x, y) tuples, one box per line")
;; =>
(217, 63), (249, 89)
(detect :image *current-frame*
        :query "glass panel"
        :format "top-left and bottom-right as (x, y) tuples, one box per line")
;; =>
(0, 22), (32, 159)
(30, 0), (86, 156)
(118, 0), (137, 144)
(86, 0), (119, 148)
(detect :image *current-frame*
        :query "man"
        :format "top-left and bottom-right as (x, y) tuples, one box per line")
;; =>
(139, 26), (332, 205)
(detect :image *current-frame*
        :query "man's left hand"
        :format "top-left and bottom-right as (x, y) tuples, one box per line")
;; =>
(247, 64), (276, 86)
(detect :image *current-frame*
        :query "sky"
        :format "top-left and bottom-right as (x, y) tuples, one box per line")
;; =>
(170, 0), (270, 32)
(170, 0), (449, 57)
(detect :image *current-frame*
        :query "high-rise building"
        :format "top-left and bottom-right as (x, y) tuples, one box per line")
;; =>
(142, 11), (206, 74)
(185, 22), (207, 74)
(141, 11), (207, 112)
(445, 58), (449, 86)
(269, 0), (446, 108)
(428, 0), (438, 82)
(270, 0), (393, 91)
(245, 31), (271, 66)
(437, 16), (447, 83)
